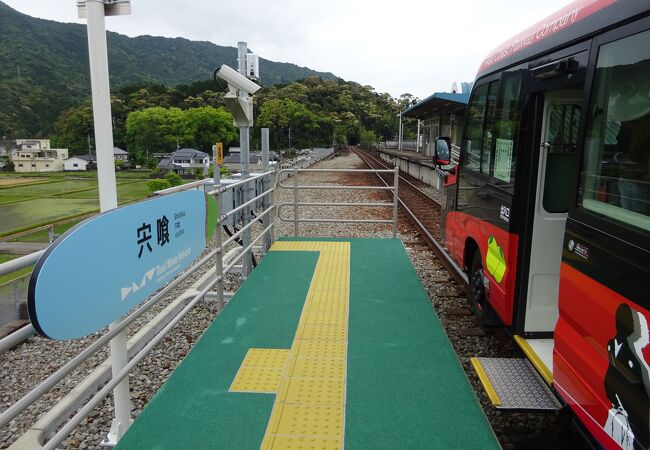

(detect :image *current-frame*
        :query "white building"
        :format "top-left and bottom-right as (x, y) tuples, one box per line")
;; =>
(12, 139), (68, 173)
(157, 148), (210, 175)
(113, 147), (129, 162)
(64, 155), (96, 171)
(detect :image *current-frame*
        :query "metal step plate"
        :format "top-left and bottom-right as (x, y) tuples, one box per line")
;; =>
(471, 357), (562, 411)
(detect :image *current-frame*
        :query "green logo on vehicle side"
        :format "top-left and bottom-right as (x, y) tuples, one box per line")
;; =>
(486, 236), (506, 283)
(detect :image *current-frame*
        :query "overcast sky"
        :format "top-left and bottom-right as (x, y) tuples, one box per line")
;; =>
(4, 0), (571, 99)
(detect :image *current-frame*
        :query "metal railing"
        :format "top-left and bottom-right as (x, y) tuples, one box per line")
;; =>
(0, 173), (276, 449)
(276, 167), (399, 238)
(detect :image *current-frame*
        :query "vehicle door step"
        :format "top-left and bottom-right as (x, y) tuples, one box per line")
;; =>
(471, 357), (562, 411)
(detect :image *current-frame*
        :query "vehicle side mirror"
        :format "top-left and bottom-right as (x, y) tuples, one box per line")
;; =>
(434, 136), (451, 166)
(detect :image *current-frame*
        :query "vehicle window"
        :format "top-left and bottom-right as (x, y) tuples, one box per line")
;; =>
(579, 29), (650, 233)
(544, 103), (581, 213)
(481, 82), (499, 174)
(462, 83), (489, 171)
(492, 74), (522, 193)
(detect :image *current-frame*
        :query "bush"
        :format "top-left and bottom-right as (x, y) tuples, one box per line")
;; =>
(147, 179), (172, 192)
(164, 172), (182, 187)
(208, 166), (231, 179)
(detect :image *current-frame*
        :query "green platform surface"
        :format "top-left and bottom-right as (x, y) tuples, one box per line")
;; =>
(116, 238), (499, 449)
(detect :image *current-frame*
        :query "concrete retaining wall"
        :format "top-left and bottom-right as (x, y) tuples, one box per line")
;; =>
(378, 151), (444, 190)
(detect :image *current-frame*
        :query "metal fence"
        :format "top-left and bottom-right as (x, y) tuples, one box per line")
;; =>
(0, 273), (29, 329)
(276, 167), (399, 238)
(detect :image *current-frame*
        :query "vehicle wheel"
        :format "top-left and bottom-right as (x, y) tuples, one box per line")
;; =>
(469, 250), (489, 323)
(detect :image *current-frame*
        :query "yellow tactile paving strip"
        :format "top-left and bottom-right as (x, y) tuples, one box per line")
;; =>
(229, 241), (350, 449)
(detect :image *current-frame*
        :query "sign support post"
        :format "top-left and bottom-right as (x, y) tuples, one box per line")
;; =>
(212, 152), (225, 311)
(79, 0), (132, 444)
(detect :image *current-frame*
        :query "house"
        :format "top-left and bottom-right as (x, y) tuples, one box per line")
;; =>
(64, 155), (97, 171)
(157, 148), (210, 175)
(113, 147), (129, 162)
(11, 139), (68, 173)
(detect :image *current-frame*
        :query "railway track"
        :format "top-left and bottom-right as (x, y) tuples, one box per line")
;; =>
(352, 148), (468, 286)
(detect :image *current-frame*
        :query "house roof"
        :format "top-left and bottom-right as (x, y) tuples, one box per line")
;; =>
(65, 155), (96, 162)
(402, 92), (470, 120)
(223, 155), (259, 164)
(157, 158), (175, 169)
(172, 148), (209, 159)
(113, 147), (128, 155)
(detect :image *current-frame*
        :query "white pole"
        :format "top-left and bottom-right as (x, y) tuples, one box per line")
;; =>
(238, 42), (253, 277)
(416, 119), (421, 153)
(84, 0), (131, 442)
(261, 128), (272, 253)
(398, 112), (403, 152)
(87, 0), (117, 212)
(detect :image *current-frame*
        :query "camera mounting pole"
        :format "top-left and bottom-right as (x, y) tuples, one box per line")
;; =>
(237, 41), (253, 277)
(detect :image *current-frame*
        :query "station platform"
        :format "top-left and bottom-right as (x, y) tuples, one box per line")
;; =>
(115, 238), (499, 449)
(378, 148), (435, 166)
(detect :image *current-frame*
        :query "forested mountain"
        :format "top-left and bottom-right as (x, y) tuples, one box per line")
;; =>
(0, 1), (337, 137)
(52, 77), (418, 161)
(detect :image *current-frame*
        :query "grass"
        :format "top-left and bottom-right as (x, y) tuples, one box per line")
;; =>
(11, 220), (81, 243)
(0, 172), (190, 237)
(0, 170), (153, 180)
(0, 180), (96, 197)
(0, 198), (99, 235)
(0, 254), (33, 286)
(0, 177), (51, 187)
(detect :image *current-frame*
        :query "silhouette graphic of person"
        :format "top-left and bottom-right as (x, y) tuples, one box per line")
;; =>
(604, 303), (650, 450)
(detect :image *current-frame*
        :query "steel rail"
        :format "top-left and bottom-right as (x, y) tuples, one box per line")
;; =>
(353, 149), (469, 288)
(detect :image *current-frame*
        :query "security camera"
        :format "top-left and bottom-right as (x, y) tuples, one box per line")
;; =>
(214, 64), (261, 95)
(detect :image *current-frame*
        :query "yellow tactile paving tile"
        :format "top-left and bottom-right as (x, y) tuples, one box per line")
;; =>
(291, 340), (347, 360)
(229, 348), (291, 393)
(242, 349), (291, 370)
(304, 311), (348, 326)
(261, 435), (343, 450)
(277, 377), (345, 405)
(299, 324), (347, 341)
(233, 241), (350, 449)
(230, 367), (284, 393)
(268, 403), (344, 436)
(286, 358), (346, 379)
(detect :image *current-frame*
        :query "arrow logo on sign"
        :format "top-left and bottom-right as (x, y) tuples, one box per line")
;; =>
(121, 267), (156, 301)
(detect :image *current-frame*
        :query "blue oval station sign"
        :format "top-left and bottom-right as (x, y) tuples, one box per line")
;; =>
(28, 189), (217, 340)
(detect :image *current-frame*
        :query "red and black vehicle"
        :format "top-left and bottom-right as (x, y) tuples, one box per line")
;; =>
(438, 0), (650, 448)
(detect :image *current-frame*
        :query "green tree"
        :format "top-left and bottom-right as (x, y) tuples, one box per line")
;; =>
(147, 178), (172, 192)
(183, 107), (237, 153)
(359, 127), (377, 147)
(165, 172), (182, 187)
(126, 106), (236, 160)
(51, 102), (95, 155)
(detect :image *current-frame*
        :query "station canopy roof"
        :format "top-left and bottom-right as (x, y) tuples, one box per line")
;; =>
(402, 92), (469, 120)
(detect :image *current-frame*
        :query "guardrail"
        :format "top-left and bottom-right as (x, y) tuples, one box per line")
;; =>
(276, 167), (399, 238)
(0, 173), (276, 449)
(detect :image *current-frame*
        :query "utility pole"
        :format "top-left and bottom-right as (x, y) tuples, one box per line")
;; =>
(288, 126), (292, 151)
